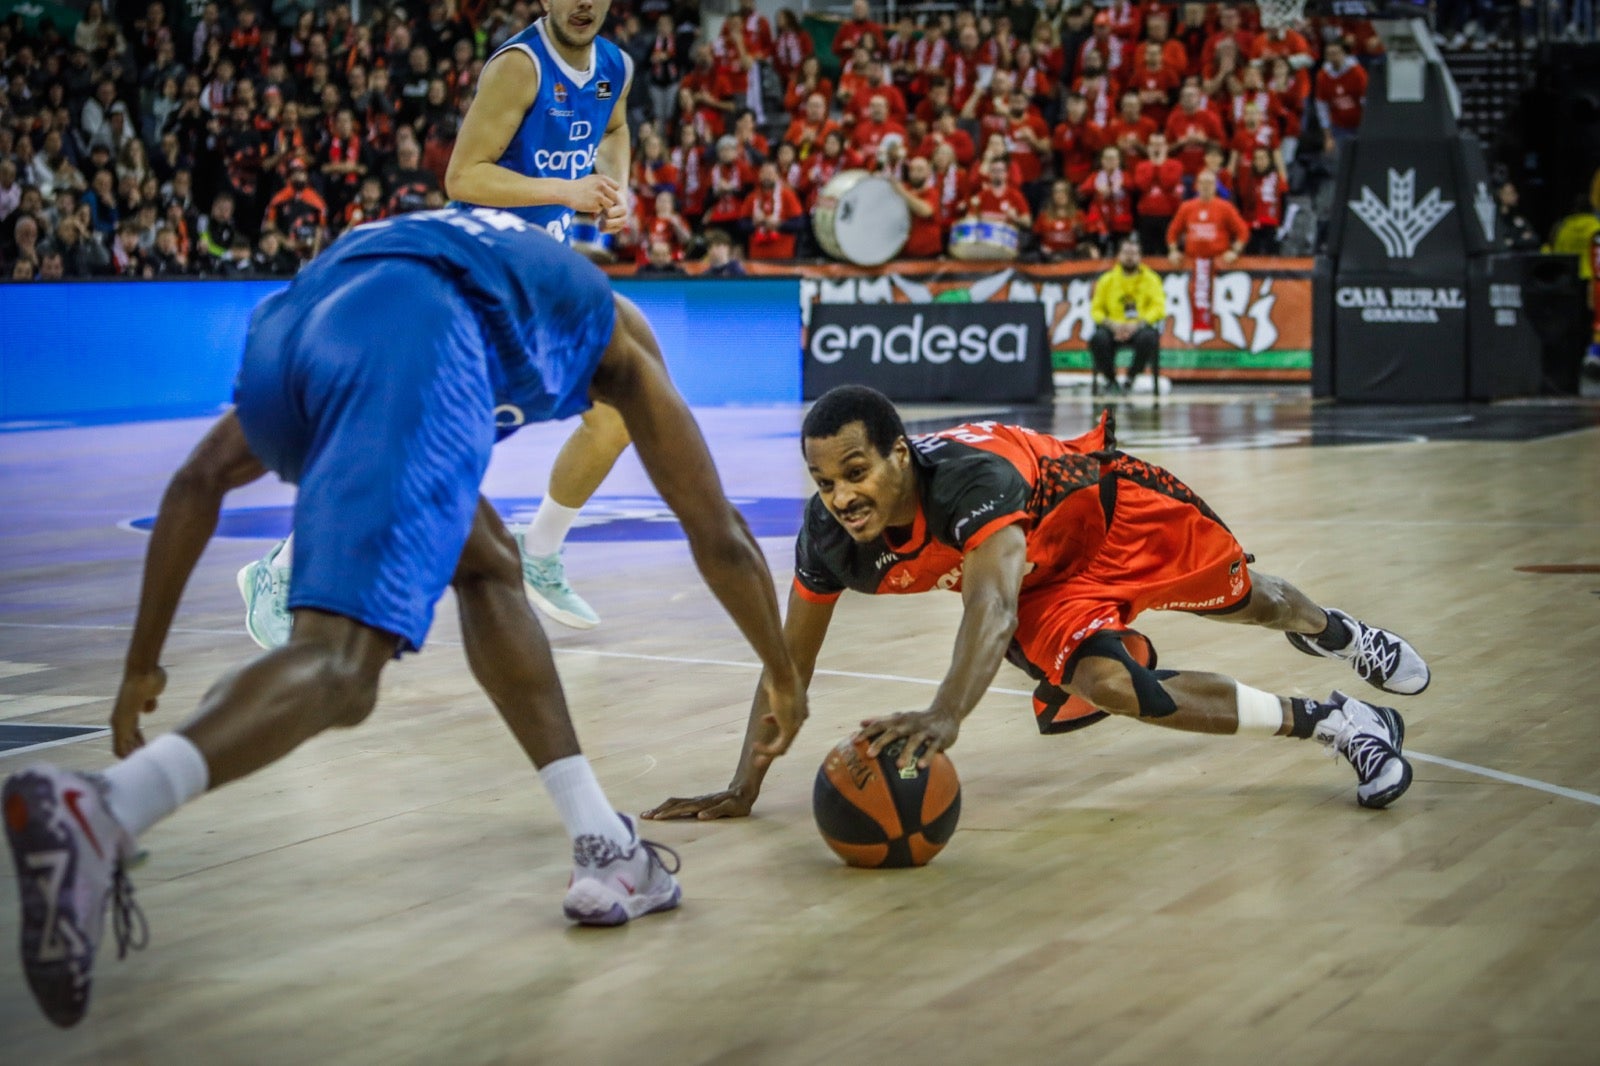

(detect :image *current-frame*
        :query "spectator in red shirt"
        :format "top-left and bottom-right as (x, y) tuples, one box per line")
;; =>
(743, 159), (805, 259)
(1105, 91), (1158, 163)
(1264, 57), (1307, 154)
(910, 24), (951, 100)
(921, 107), (975, 167)
(948, 23), (989, 110)
(772, 9), (814, 82)
(1165, 83), (1227, 176)
(1201, 5), (1254, 73)
(784, 94), (840, 161)
(1173, 2), (1211, 77)
(634, 130), (682, 202)
(1032, 178), (1088, 262)
(800, 130), (857, 209)
(1139, 11), (1192, 80)
(831, 0), (886, 59)
(1013, 43), (1058, 111)
(1053, 92), (1106, 186)
(784, 55), (834, 118)
(1166, 168), (1249, 263)
(1002, 94), (1053, 203)
(836, 45), (880, 116)
(680, 44), (737, 142)
(928, 142), (968, 219)
(967, 155), (1032, 230)
(641, 189), (694, 261)
(1074, 52), (1121, 128)
(1129, 40), (1182, 129)
(1227, 102), (1283, 176)
(705, 135), (756, 228)
(1315, 40), (1368, 146)
(670, 124), (709, 221)
(1201, 36), (1246, 103)
(1235, 146), (1286, 255)
(1249, 23), (1315, 99)
(1079, 13), (1131, 79)
(1133, 130), (1186, 254)
(1080, 144), (1136, 253)
(851, 95), (907, 160)
(890, 154), (947, 259)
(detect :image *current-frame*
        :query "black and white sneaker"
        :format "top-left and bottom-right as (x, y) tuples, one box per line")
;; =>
(3, 765), (145, 1028)
(1287, 607), (1431, 695)
(1314, 691), (1413, 809)
(561, 814), (681, 927)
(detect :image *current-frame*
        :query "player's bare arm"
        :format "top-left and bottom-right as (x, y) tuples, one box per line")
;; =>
(592, 296), (807, 752)
(859, 523), (1028, 770)
(445, 50), (619, 214)
(593, 86), (632, 233)
(643, 587), (836, 821)
(114, 412), (268, 756)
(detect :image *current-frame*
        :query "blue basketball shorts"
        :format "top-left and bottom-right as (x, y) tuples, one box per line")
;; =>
(233, 259), (495, 652)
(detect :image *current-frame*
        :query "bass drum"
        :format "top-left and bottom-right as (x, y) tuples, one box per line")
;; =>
(812, 169), (910, 267)
(948, 219), (1020, 261)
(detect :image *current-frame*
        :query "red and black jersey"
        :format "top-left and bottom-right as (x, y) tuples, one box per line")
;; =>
(794, 416), (1118, 603)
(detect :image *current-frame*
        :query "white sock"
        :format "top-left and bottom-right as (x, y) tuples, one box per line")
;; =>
(101, 732), (211, 839)
(274, 533), (294, 570)
(1235, 682), (1286, 736)
(523, 498), (582, 558)
(538, 755), (630, 848)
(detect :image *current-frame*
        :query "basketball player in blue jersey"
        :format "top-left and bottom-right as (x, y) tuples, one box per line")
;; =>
(236, 0), (637, 644)
(2, 208), (807, 1029)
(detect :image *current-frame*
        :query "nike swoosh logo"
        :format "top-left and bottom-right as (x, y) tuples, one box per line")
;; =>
(618, 876), (636, 895)
(62, 788), (104, 861)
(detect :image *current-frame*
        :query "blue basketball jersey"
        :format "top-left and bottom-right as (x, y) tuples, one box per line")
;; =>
(479, 18), (632, 243)
(282, 207), (616, 434)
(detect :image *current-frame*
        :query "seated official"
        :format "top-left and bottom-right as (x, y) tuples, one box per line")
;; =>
(1088, 235), (1166, 394)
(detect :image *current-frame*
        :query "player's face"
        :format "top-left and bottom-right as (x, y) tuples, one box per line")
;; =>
(805, 423), (917, 543)
(547, 0), (608, 50)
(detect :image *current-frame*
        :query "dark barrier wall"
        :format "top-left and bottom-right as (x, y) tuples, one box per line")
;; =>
(0, 278), (801, 424)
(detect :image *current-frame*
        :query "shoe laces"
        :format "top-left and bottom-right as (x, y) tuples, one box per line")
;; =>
(256, 563), (292, 623)
(639, 836), (681, 877)
(1341, 731), (1394, 784)
(109, 863), (148, 961)
(525, 553), (574, 594)
(1352, 624), (1400, 680)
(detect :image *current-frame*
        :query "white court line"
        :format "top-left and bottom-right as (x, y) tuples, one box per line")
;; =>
(2, 622), (1598, 808)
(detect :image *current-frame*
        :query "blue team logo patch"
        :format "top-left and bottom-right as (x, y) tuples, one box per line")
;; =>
(125, 496), (807, 543)
(553, 81), (568, 103)
(596, 79), (612, 100)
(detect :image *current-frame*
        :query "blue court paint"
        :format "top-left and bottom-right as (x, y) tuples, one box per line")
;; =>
(125, 496), (809, 543)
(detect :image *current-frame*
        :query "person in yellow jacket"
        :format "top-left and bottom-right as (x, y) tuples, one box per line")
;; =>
(1089, 234), (1167, 393)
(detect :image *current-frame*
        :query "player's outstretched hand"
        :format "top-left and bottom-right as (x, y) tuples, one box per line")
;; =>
(642, 787), (755, 821)
(858, 708), (960, 771)
(567, 173), (621, 214)
(111, 665), (167, 757)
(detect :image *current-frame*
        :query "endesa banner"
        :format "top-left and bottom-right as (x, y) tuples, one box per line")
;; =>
(804, 302), (1051, 402)
(612, 257), (1316, 382)
(797, 258), (1313, 382)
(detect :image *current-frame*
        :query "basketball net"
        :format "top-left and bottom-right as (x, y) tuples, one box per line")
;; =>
(1258, 0), (1308, 31)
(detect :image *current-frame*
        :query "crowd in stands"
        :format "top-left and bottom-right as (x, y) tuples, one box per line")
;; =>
(0, 0), (1394, 280)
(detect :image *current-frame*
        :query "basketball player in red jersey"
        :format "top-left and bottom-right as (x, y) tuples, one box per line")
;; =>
(646, 386), (1431, 823)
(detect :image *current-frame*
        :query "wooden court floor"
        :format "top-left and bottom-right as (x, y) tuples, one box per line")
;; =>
(2, 397), (1598, 1065)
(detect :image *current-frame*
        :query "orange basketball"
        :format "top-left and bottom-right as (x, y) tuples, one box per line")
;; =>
(812, 734), (962, 868)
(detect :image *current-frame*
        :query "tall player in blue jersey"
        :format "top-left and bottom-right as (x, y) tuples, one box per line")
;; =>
(237, 0), (636, 644)
(2, 209), (807, 1029)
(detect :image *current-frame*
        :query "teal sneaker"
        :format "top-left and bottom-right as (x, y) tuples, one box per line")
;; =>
(236, 539), (292, 650)
(513, 531), (600, 630)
